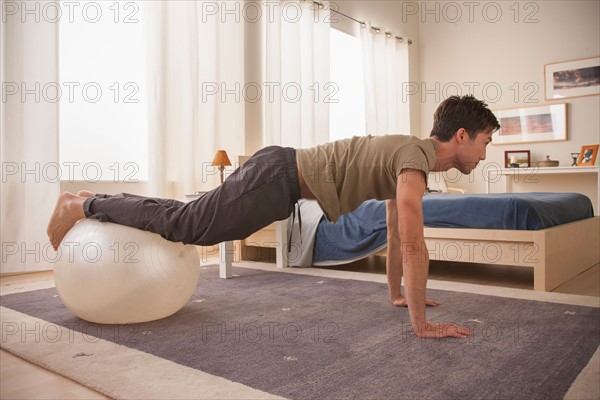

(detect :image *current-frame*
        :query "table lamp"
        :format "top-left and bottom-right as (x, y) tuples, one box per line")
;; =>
(212, 150), (232, 184)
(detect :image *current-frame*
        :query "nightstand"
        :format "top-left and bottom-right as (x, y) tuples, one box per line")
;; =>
(235, 221), (288, 268)
(236, 222), (277, 262)
(184, 191), (233, 279)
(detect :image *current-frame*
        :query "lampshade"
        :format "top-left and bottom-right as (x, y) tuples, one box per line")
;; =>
(211, 150), (232, 167)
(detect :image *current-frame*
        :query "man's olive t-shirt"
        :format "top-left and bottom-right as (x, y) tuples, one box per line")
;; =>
(297, 135), (438, 222)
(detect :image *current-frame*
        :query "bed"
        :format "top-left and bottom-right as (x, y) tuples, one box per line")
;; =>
(237, 192), (599, 292)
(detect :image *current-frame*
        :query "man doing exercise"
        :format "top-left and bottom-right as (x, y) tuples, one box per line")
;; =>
(48, 95), (500, 340)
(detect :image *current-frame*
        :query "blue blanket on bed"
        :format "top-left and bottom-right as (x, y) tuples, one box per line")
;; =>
(313, 192), (594, 263)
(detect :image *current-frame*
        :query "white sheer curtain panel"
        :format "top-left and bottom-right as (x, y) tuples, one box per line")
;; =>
(1, 2), (60, 273)
(361, 24), (410, 135)
(144, 1), (245, 197)
(264, 0), (330, 148)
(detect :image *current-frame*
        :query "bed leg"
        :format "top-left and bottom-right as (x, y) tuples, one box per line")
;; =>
(275, 220), (288, 268)
(533, 260), (547, 291)
(533, 218), (600, 291)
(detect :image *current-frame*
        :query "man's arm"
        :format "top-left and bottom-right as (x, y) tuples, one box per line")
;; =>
(386, 200), (439, 307)
(385, 200), (403, 304)
(396, 169), (471, 339)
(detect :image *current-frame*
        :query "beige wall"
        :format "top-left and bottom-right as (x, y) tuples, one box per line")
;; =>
(418, 0), (600, 196)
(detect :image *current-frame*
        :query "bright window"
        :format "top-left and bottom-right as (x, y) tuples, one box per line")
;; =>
(329, 28), (366, 142)
(59, 1), (148, 182)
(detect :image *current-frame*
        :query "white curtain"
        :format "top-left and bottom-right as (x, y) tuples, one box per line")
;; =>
(264, 0), (330, 148)
(144, 1), (245, 197)
(1, 1), (60, 274)
(361, 24), (410, 135)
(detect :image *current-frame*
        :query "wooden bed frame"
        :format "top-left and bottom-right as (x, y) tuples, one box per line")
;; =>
(236, 216), (599, 292)
(421, 217), (599, 291)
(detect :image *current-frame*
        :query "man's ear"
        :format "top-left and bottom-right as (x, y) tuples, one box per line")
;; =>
(455, 128), (468, 144)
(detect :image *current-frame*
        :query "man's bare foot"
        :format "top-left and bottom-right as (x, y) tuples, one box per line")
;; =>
(47, 192), (87, 251)
(392, 296), (440, 308)
(77, 190), (95, 198)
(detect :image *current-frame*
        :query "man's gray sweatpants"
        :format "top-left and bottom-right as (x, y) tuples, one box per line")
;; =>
(83, 146), (301, 246)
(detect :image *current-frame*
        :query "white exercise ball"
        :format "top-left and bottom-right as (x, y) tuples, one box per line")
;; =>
(54, 219), (201, 324)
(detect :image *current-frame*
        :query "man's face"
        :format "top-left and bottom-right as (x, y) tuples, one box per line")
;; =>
(455, 130), (493, 174)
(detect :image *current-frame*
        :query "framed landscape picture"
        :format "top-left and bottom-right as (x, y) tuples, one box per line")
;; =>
(492, 103), (567, 145)
(545, 57), (600, 100)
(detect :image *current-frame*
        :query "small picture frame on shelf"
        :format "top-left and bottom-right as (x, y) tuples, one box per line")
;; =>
(577, 144), (599, 166)
(504, 150), (531, 168)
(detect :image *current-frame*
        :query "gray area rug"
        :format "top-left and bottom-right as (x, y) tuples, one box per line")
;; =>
(2, 265), (599, 400)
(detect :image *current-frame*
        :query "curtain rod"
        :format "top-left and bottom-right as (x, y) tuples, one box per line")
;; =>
(308, 0), (413, 45)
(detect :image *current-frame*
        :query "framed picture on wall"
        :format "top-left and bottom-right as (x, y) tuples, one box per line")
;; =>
(492, 103), (567, 145)
(545, 57), (600, 100)
(577, 144), (599, 166)
(504, 150), (531, 168)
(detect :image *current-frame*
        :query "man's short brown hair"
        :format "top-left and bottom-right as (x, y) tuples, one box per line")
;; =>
(430, 95), (500, 142)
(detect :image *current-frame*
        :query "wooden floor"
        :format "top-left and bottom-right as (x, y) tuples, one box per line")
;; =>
(1, 262), (599, 399)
